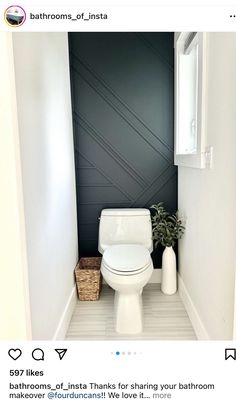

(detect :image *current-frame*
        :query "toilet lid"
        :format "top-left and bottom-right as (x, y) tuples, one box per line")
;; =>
(103, 244), (150, 273)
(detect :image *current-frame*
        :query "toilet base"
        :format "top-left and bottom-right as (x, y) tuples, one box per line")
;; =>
(114, 291), (143, 334)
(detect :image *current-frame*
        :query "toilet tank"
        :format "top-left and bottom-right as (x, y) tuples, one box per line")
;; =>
(98, 208), (153, 254)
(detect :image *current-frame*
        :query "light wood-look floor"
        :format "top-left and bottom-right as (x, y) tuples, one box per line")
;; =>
(66, 284), (196, 340)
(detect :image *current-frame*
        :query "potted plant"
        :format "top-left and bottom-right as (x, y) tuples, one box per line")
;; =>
(150, 203), (185, 295)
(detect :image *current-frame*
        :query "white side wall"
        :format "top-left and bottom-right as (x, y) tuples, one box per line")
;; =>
(178, 33), (236, 339)
(0, 33), (31, 340)
(12, 33), (78, 339)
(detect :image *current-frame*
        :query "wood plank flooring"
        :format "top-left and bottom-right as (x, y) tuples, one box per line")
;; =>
(66, 284), (196, 340)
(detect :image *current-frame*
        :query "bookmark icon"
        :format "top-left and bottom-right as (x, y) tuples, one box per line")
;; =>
(55, 349), (67, 360)
(225, 348), (236, 360)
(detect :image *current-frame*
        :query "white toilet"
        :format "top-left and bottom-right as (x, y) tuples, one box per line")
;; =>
(98, 208), (154, 334)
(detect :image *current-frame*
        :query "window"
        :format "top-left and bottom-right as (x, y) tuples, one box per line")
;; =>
(174, 32), (207, 168)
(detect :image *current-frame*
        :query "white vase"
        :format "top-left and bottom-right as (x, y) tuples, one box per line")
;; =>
(161, 246), (177, 295)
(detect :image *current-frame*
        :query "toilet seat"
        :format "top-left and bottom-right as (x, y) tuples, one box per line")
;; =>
(102, 244), (151, 276)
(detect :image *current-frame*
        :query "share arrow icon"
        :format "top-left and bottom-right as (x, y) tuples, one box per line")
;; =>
(55, 349), (67, 360)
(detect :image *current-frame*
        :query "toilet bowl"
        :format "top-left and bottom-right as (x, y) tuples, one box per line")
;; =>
(101, 244), (153, 334)
(98, 208), (154, 334)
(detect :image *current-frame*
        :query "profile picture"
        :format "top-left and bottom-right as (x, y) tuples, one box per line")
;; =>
(4, 5), (26, 27)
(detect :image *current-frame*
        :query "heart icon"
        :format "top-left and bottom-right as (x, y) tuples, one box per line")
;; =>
(8, 348), (22, 360)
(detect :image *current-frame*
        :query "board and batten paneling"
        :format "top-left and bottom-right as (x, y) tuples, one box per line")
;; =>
(69, 33), (177, 267)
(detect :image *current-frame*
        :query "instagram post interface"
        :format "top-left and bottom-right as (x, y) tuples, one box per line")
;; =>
(0, 1), (236, 403)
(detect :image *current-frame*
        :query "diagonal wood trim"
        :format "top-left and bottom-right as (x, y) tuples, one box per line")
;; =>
(78, 201), (130, 206)
(145, 172), (177, 207)
(72, 66), (173, 164)
(76, 150), (135, 201)
(71, 52), (173, 155)
(75, 151), (95, 167)
(74, 113), (148, 187)
(79, 184), (119, 188)
(131, 165), (177, 207)
(135, 33), (174, 71)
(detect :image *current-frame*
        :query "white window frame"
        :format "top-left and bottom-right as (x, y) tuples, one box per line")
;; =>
(174, 32), (208, 169)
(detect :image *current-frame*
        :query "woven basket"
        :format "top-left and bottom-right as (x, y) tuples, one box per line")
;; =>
(75, 257), (102, 301)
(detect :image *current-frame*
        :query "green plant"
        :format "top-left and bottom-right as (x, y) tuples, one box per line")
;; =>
(150, 203), (185, 248)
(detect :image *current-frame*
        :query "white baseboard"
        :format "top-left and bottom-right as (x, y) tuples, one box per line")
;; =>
(178, 274), (210, 340)
(53, 286), (77, 340)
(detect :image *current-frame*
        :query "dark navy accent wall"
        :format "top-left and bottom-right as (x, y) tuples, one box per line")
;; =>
(69, 33), (177, 267)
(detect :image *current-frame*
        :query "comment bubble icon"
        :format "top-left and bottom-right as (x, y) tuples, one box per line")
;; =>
(32, 348), (44, 361)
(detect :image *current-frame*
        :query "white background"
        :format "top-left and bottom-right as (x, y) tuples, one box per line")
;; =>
(1, 341), (236, 403)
